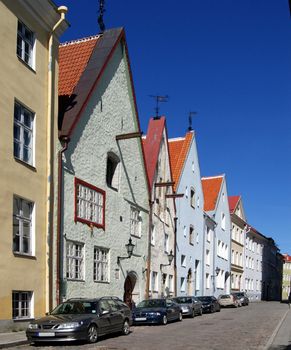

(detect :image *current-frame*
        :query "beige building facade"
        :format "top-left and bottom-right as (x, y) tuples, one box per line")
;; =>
(0, 0), (68, 331)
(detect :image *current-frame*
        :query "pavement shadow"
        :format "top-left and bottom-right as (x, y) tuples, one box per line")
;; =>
(269, 345), (291, 350)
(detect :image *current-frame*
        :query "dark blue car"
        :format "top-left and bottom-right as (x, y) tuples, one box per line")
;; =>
(132, 298), (182, 325)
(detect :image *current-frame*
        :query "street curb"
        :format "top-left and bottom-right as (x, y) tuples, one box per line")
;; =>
(0, 340), (28, 349)
(263, 309), (289, 350)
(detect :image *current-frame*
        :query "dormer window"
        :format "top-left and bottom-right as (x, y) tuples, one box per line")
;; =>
(106, 152), (120, 190)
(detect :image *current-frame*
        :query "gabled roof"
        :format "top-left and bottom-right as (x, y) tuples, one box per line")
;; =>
(228, 195), (241, 214)
(142, 117), (166, 191)
(168, 132), (193, 192)
(201, 175), (224, 211)
(58, 27), (125, 138)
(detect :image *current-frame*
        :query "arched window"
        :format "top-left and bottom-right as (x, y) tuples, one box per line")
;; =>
(106, 152), (120, 190)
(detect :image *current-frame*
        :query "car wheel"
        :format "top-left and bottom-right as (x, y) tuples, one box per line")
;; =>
(191, 309), (195, 318)
(217, 305), (221, 312)
(178, 312), (183, 321)
(210, 305), (214, 313)
(122, 320), (130, 335)
(87, 324), (98, 344)
(199, 308), (203, 316)
(162, 315), (168, 325)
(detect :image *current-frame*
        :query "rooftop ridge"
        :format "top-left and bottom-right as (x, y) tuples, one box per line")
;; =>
(60, 34), (101, 47)
(201, 174), (224, 180)
(168, 137), (185, 142)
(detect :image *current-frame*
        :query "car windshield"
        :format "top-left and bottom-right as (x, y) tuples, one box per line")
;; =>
(137, 300), (165, 308)
(197, 297), (212, 302)
(234, 293), (243, 297)
(51, 301), (97, 315)
(220, 295), (231, 299)
(173, 297), (192, 304)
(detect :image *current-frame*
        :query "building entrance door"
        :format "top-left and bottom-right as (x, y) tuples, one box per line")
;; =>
(123, 273), (137, 309)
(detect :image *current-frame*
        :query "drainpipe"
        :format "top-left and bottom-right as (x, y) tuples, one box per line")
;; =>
(56, 136), (70, 306)
(48, 6), (68, 311)
(174, 216), (178, 297)
(145, 199), (153, 299)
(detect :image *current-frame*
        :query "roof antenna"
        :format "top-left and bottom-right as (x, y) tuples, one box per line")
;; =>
(188, 111), (197, 131)
(149, 95), (169, 120)
(98, 0), (105, 33)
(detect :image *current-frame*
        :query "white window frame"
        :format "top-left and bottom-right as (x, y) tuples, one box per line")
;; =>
(17, 20), (35, 68)
(66, 240), (84, 280)
(130, 206), (142, 237)
(221, 213), (226, 230)
(180, 277), (186, 292)
(75, 178), (105, 228)
(151, 224), (156, 245)
(14, 101), (34, 165)
(206, 249), (210, 266)
(164, 233), (169, 253)
(13, 196), (34, 256)
(181, 254), (186, 267)
(151, 271), (158, 292)
(190, 188), (195, 208)
(93, 247), (109, 282)
(168, 274), (174, 292)
(12, 291), (33, 320)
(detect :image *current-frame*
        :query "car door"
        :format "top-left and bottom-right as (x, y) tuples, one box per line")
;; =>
(106, 299), (124, 332)
(192, 297), (200, 313)
(166, 299), (179, 320)
(97, 299), (112, 335)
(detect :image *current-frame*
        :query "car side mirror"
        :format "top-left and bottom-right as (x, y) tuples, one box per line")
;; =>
(101, 310), (110, 316)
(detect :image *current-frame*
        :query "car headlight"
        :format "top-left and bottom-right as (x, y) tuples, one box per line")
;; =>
(57, 322), (82, 329)
(28, 323), (39, 330)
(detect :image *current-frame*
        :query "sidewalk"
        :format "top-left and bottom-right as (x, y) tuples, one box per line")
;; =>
(268, 306), (291, 349)
(0, 331), (27, 349)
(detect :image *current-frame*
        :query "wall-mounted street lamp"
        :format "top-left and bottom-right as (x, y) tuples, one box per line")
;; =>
(160, 250), (174, 270)
(117, 238), (135, 264)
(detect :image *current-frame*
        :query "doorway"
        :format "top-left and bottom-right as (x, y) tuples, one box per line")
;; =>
(123, 272), (137, 309)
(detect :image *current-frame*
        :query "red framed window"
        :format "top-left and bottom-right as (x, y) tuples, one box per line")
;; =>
(74, 178), (105, 229)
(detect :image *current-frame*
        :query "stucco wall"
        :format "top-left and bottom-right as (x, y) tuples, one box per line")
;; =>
(53, 42), (149, 306)
(174, 133), (205, 296)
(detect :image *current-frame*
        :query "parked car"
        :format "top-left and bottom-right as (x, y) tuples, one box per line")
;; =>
(171, 296), (203, 318)
(218, 294), (241, 308)
(132, 298), (182, 325)
(26, 297), (132, 344)
(231, 292), (249, 306)
(196, 296), (221, 313)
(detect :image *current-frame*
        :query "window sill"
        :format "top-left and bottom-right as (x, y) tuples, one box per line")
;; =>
(13, 253), (36, 260)
(14, 157), (36, 172)
(130, 234), (141, 239)
(94, 280), (110, 284)
(13, 318), (34, 323)
(17, 56), (36, 73)
(66, 279), (85, 282)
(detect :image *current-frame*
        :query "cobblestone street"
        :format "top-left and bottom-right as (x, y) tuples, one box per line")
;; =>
(13, 302), (289, 350)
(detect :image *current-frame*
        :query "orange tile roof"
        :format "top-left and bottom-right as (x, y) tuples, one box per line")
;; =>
(168, 132), (193, 191)
(201, 175), (224, 211)
(283, 254), (291, 262)
(228, 195), (241, 214)
(59, 36), (100, 96)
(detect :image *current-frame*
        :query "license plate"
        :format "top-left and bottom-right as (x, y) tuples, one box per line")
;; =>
(37, 332), (55, 337)
(135, 317), (146, 321)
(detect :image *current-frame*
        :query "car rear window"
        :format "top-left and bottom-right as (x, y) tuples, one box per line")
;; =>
(220, 295), (231, 299)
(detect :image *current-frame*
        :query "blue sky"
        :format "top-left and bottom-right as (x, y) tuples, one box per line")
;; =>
(56, 0), (291, 254)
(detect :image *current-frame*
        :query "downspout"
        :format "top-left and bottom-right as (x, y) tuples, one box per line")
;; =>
(145, 199), (153, 299)
(56, 136), (70, 305)
(174, 216), (178, 296)
(48, 6), (68, 311)
(201, 217), (206, 296)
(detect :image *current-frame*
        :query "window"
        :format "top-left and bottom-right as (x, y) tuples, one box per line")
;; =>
(130, 207), (142, 237)
(181, 254), (186, 267)
(196, 231), (199, 244)
(13, 196), (34, 255)
(189, 226), (194, 245)
(221, 213), (225, 230)
(206, 226), (211, 242)
(191, 161), (195, 173)
(93, 247), (109, 282)
(17, 21), (35, 68)
(185, 186), (189, 198)
(75, 178), (105, 228)
(190, 188), (195, 208)
(206, 249), (210, 266)
(106, 152), (120, 190)
(151, 271), (158, 291)
(231, 250), (234, 263)
(183, 226), (187, 237)
(12, 291), (33, 319)
(151, 225), (155, 245)
(180, 277), (186, 292)
(66, 241), (84, 280)
(206, 273), (210, 289)
(14, 102), (34, 165)
(168, 275), (174, 292)
(164, 233), (169, 253)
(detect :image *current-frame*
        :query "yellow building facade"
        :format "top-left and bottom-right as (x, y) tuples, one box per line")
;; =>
(0, 0), (68, 331)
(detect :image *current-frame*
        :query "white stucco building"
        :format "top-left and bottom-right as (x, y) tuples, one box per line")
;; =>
(53, 28), (149, 308)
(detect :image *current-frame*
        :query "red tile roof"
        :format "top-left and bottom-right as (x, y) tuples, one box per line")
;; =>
(283, 254), (291, 262)
(168, 132), (193, 192)
(142, 117), (166, 191)
(59, 36), (100, 96)
(201, 175), (224, 211)
(228, 195), (241, 214)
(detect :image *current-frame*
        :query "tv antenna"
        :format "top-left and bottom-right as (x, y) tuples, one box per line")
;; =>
(188, 111), (197, 131)
(98, 0), (106, 33)
(149, 95), (169, 119)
